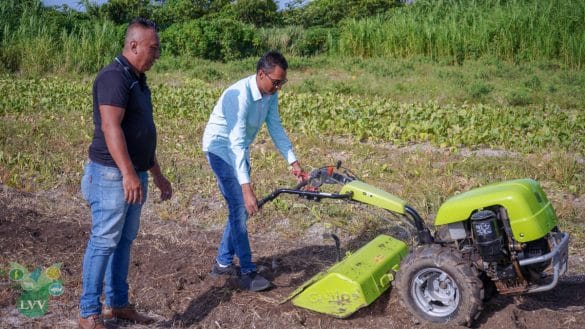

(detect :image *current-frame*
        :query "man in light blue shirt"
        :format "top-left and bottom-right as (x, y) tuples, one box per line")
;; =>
(202, 50), (306, 291)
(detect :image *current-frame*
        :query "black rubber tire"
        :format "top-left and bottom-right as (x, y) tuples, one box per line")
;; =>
(395, 244), (484, 327)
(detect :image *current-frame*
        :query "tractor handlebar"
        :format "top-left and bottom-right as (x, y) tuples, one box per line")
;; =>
(257, 188), (353, 208)
(257, 162), (356, 208)
(256, 161), (435, 245)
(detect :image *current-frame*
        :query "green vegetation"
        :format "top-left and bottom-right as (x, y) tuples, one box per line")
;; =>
(1, 73), (583, 195)
(2, 72), (582, 161)
(0, 2), (124, 75)
(161, 19), (260, 61)
(2, 0), (585, 75)
(331, 0), (585, 67)
(0, 0), (584, 237)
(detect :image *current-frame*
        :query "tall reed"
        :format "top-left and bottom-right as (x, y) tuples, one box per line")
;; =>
(0, 1), (122, 75)
(331, 0), (585, 67)
(60, 21), (124, 74)
(1, 9), (56, 75)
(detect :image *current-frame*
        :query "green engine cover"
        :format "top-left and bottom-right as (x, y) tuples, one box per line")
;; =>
(434, 179), (558, 242)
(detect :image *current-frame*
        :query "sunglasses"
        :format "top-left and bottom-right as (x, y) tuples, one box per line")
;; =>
(263, 70), (288, 88)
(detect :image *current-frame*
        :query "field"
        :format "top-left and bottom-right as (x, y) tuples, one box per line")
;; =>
(1, 53), (584, 329)
(2, 0), (585, 327)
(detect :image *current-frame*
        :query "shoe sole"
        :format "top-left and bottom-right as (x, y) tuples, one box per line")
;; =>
(247, 284), (271, 292)
(240, 280), (272, 292)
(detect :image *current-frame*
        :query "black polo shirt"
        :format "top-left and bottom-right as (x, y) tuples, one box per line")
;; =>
(88, 54), (157, 171)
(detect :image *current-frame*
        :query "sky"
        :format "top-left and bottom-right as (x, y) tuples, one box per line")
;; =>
(42, 0), (297, 12)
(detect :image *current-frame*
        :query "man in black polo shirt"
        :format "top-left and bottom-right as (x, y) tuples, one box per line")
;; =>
(79, 18), (172, 329)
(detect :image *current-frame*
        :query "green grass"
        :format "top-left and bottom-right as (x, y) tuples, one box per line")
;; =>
(1, 52), (584, 239)
(156, 55), (585, 110)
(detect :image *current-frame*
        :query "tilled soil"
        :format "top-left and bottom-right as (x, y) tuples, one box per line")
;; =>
(1, 185), (584, 329)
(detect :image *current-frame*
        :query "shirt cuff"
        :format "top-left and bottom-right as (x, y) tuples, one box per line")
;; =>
(286, 150), (297, 165)
(236, 171), (251, 185)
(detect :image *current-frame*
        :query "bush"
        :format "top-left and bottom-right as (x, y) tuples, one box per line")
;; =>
(161, 19), (261, 62)
(257, 26), (305, 54)
(150, 0), (232, 28)
(506, 88), (532, 106)
(294, 27), (336, 56)
(285, 0), (398, 28)
(524, 75), (542, 90)
(232, 0), (279, 27)
(467, 81), (493, 100)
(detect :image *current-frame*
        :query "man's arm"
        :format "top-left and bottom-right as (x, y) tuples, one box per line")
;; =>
(100, 104), (143, 204)
(223, 88), (258, 215)
(265, 98), (307, 182)
(265, 98), (296, 164)
(241, 183), (258, 215)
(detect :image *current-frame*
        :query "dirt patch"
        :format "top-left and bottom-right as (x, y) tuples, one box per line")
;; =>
(1, 185), (584, 329)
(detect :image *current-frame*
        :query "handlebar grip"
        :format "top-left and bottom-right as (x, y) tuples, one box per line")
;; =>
(293, 179), (309, 190)
(257, 181), (306, 208)
(257, 195), (274, 208)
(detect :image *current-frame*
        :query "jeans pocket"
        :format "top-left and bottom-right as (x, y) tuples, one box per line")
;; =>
(81, 173), (91, 202)
(81, 163), (94, 202)
(101, 167), (123, 182)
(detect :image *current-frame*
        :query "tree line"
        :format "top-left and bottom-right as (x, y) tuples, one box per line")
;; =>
(1, 0), (583, 75)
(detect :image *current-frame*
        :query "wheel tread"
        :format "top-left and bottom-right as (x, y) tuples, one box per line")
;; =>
(395, 245), (484, 327)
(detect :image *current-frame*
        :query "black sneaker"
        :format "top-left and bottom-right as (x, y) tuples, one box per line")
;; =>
(239, 272), (271, 292)
(210, 262), (239, 278)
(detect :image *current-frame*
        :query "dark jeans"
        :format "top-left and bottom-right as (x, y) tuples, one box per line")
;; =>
(206, 152), (256, 274)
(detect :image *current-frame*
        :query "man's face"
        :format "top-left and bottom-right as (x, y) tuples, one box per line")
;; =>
(134, 28), (160, 73)
(258, 65), (287, 95)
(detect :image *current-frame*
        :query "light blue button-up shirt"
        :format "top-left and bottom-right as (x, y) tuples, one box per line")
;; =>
(202, 74), (297, 184)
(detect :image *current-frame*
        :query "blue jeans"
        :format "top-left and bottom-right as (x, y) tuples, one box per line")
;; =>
(207, 152), (256, 274)
(79, 161), (148, 317)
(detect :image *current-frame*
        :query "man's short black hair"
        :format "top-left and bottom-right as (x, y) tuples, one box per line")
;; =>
(128, 17), (157, 31)
(257, 50), (288, 73)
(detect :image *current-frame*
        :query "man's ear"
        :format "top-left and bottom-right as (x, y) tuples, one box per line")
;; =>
(130, 40), (138, 54)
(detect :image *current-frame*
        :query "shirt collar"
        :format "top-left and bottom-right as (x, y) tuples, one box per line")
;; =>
(249, 74), (262, 102)
(115, 53), (147, 85)
(115, 54), (144, 79)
